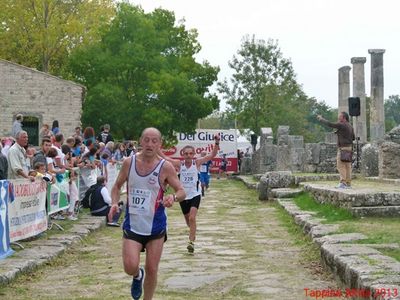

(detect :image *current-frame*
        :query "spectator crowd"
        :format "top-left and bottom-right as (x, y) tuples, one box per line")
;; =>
(0, 115), (137, 222)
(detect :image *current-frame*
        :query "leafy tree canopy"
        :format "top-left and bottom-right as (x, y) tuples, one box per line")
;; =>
(0, 0), (115, 74)
(67, 3), (219, 142)
(218, 35), (335, 142)
(385, 95), (400, 132)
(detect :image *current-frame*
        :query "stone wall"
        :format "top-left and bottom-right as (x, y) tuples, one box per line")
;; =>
(0, 59), (84, 144)
(251, 126), (338, 174)
(360, 143), (379, 177)
(379, 142), (400, 178)
(378, 126), (400, 178)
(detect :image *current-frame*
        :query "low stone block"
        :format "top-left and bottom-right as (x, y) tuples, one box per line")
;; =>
(315, 233), (367, 246)
(271, 188), (302, 198)
(308, 224), (339, 239)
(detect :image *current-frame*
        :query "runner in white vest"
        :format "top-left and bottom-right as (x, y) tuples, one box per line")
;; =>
(109, 127), (185, 300)
(158, 134), (220, 253)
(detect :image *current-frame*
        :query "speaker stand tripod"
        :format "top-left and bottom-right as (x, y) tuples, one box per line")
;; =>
(355, 136), (360, 169)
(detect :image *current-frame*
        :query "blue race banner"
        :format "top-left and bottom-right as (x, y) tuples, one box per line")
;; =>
(0, 180), (14, 259)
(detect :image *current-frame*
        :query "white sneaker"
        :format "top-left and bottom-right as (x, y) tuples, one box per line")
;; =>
(67, 215), (78, 221)
(336, 183), (347, 189)
(51, 214), (65, 220)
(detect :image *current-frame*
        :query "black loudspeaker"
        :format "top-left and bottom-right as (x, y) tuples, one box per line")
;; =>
(348, 97), (360, 116)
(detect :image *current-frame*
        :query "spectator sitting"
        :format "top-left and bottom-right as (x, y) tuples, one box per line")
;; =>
(85, 176), (122, 226)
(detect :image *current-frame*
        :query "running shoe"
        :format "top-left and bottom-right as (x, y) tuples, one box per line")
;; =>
(107, 222), (120, 227)
(336, 183), (347, 189)
(51, 214), (65, 220)
(187, 241), (194, 253)
(131, 267), (144, 300)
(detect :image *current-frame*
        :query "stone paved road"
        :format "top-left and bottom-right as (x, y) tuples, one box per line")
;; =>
(0, 179), (344, 300)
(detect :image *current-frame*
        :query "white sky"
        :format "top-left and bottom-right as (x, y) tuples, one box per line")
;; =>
(130, 0), (400, 110)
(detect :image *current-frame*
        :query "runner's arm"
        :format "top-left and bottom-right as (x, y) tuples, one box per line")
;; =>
(162, 161), (186, 207)
(196, 135), (220, 165)
(157, 149), (181, 168)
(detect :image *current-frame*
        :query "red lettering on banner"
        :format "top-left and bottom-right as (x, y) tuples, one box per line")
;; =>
(14, 181), (46, 197)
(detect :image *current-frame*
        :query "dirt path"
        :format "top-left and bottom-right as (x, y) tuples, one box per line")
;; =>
(0, 179), (344, 300)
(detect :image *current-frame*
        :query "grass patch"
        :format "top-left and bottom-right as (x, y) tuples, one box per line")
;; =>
(293, 192), (355, 222)
(289, 193), (400, 262)
(381, 249), (400, 262)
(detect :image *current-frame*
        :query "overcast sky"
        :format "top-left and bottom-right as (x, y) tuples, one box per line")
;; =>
(131, 0), (400, 110)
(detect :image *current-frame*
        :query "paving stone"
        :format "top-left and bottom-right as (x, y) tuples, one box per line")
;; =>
(164, 273), (227, 290)
(0, 216), (105, 287)
(315, 233), (367, 246)
(309, 224), (340, 238)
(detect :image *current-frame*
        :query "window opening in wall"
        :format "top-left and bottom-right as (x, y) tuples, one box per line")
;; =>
(22, 116), (39, 146)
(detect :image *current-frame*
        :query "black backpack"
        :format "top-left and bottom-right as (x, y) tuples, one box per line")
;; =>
(81, 183), (101, 208)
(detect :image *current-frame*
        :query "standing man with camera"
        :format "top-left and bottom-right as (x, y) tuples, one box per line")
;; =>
(317, 112), (355, 189)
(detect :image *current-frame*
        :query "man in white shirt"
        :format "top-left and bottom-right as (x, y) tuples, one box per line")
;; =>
(7, 131), (34, 181)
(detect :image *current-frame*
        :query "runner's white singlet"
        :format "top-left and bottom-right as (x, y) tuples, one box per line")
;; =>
(123, 155), (166, 235)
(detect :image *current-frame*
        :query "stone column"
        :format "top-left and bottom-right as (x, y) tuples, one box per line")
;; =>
(351, 57), (367, 143)
(368, 49), (385, 142)
(338, 66), (351, 114)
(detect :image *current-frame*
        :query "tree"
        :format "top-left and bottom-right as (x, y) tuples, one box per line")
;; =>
(385, 95), (400, 132)
(198, 112), (235, 129)
(0, 0), (115, 74)
(219, 35), (333, 142)
(67, 3), (219, 142)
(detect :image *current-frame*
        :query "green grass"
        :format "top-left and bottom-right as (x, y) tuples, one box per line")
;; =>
(289, 192), (400, 262)
(381, 249), (400, 262)
(293, 192), (355, 222)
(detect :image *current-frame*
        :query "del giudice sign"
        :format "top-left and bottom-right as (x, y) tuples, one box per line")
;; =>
(163, 129), (238, 173)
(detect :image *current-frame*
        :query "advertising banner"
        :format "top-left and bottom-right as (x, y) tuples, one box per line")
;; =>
(106, 163), (118, 192)
(0, 180), (14, 259)
(163, 129), (238, 173)
(47, 171), (70, 215)
(8, 179), (47, 242)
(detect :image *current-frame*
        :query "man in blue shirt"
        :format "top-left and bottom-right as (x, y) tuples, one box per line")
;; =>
(199, 151), (212, 196)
